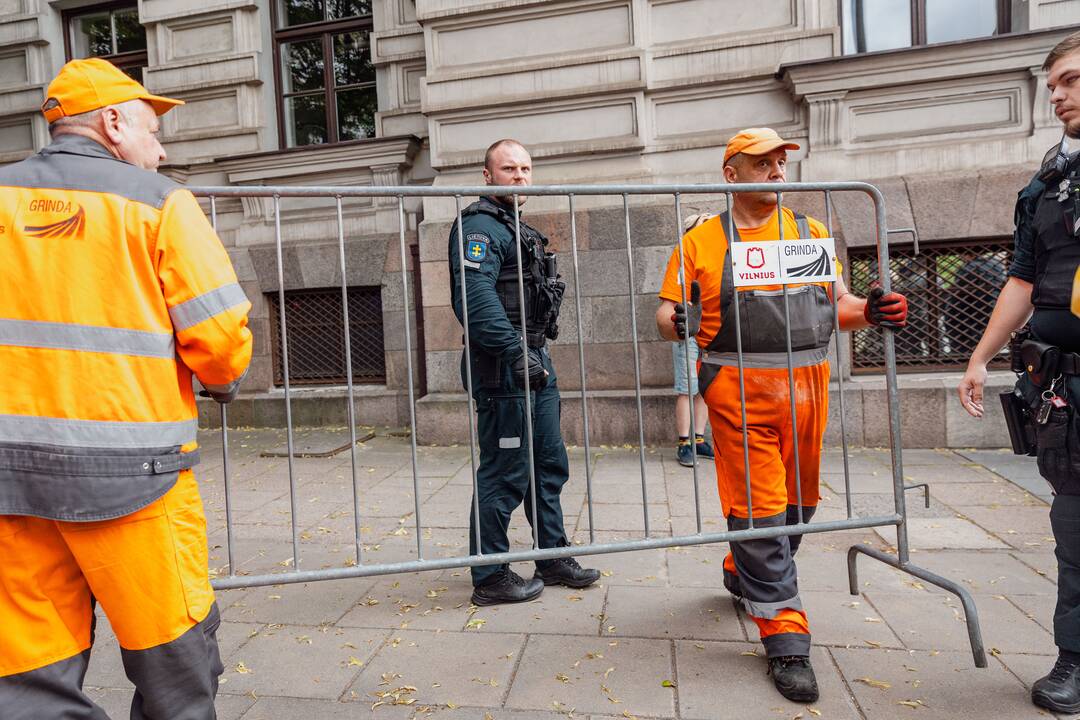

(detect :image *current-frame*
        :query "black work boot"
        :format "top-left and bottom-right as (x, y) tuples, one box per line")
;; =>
(767, 655), (820, 703)
(1032, 655), (1080, 713)
(470, 569), (544, 606)
(534, 557), (601, 589)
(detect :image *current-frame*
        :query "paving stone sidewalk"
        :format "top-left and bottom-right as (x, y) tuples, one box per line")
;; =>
(83, 430), (1075, 719)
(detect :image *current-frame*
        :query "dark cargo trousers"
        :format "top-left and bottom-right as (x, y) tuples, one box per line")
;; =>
(467, 350), (571, 586)
(1052, 494), (1080, 654)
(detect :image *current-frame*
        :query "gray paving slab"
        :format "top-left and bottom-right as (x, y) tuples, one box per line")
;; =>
(218, 624), (388, 700)
(831, 648), (1051, 720)
(891, 550), (1058, 596)
(470, 582), (606, 636)
(874, 517), (1010, 550)
(957, 448), (1054, 504)
(336, 573), (474, 632)
(1007, 593), (1058, 637)
(221, 577), (378, 625)
(346, 630), (525, 709)
(665, 544), (727, 588)
(899, 461), (1004, 485)
(675, 643), (861, 720)
(567, 537), (668, 587)
(865, 591), (1053, 654)
(503, 635), (676, 717)
(929, 476), (1046, 508)
(604, 585), (745, 641)
(84, 687), (255, 720)
(956, 504), (1054, 538)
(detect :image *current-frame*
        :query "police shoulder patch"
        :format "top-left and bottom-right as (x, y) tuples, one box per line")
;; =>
(464, 233), (490, 264)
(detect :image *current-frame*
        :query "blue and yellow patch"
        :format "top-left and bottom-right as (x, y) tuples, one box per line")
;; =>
(465, 233), (489, 262)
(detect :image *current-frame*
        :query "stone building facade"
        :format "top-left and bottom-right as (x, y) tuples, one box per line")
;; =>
(2, 0), (1079, 446)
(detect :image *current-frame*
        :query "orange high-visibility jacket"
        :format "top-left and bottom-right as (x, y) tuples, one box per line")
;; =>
(0, 134), (252, 521)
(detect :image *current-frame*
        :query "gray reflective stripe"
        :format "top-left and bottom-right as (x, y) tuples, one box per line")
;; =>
(741, 593), (804, 619)
(700, 346), (828, 369)
(0, 415), (196, 449)
(762, 631), (811, 658)
(795, 216), (811, 240)
(169, 283), (249, 332)
(0, 134), (178, 209)
(0, 318), (174, 358)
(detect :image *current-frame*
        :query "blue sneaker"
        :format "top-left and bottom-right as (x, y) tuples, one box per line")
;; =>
(677, 442), (694, 467)
(695, 438), (714, 458)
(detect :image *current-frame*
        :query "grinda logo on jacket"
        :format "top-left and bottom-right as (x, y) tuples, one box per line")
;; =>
(23, 198), (85, 239)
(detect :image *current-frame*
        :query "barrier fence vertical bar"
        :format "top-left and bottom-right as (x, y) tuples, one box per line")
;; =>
(209, 196), (236, 575)
(335, 196), (363, 564)
(273, 194), (300, 568)
(568, 194), (596, 544)
(776, 192), (805, 522)
(874, 190), (909, 563)
(672, 193), (702, 534)
(824, 191), (854, 518)
(725, 193), (754, 528)
(397, 196), (424, 558)
(622, 194), (650, 537)
(454, 195), (483, 557)
(512, 194), (540, 550)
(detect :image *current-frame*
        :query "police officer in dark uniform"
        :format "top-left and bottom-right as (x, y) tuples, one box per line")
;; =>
(959, 31), (1080, 714)
(448, 138), (600, 606)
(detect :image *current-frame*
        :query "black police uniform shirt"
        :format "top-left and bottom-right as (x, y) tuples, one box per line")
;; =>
(447, 197), (535, 364)
(1011, 173), (1080, 351)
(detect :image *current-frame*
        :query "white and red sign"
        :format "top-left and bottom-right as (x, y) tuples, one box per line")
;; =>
(731, 238), (837, 287)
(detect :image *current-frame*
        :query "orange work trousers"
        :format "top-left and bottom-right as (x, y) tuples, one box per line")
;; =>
(703, 360), (829, 658)
(0, 471), (222, 720)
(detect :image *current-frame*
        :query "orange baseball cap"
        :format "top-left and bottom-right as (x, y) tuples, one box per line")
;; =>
(723, 127), (800, 165)
(41, 58), (183, 123)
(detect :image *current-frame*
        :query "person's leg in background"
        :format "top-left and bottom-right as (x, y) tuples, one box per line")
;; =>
(673, 341), (712, 467)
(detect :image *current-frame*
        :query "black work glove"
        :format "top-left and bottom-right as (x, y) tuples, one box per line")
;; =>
(510, 347), (548, 392)
(863, 284), (908, 329)
(671, 280), (702, 340)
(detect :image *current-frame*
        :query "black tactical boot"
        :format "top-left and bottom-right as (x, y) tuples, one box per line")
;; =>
(768, 655), (820, 703)
(470, 569), (544, 606)
(1032, 655), (1080, 713)
(534, 557), (601, 588)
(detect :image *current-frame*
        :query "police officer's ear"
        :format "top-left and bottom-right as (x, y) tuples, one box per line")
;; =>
(482, 164), (493, 186)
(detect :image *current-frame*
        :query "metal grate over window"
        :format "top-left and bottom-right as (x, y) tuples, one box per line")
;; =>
(847, 240), (1012, 373)
(267, 286), (385, 386)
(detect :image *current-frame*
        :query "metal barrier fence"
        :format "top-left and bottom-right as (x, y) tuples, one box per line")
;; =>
(192, 182), (987, 668)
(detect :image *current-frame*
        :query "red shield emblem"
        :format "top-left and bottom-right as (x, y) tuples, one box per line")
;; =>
(746, 247), (765, 269)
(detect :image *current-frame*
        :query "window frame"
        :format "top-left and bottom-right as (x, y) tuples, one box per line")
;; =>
(844, 0), (1013, 55)
(62, 0), (148, 80)
(271, 1), (377, 149)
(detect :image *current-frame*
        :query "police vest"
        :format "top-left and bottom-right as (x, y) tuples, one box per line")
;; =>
(1031, 178), (1080, 311)
(461, 197), (561, 347)
(703, 210), (834, 369)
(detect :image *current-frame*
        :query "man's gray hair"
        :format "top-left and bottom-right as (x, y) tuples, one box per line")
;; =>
(48, 99), (142, 137)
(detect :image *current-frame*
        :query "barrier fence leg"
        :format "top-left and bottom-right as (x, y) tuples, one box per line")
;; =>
(848, 545), (988, 667)
(843, 185), (986, 669)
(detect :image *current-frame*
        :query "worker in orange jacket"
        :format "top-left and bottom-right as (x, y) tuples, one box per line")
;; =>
(655, 128), (907, 703)
(0, 58), (252, 719)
